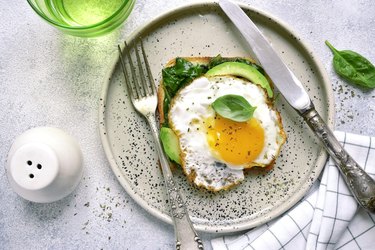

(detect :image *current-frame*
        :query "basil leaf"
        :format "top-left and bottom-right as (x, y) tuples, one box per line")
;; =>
(212, 94), (256, 122)
(325, 41), (375, 88)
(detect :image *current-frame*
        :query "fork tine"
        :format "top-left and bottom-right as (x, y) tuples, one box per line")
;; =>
(118, 44), (135, 100)
(124, 41), (142, 99)
(140, 39), (157, 95)
(134, 42), (149, 96)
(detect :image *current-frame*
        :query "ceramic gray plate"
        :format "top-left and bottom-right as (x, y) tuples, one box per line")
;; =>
(99, 2), (334, 233)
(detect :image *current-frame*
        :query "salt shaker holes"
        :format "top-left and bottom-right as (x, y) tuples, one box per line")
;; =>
(25, 160), (42, 179)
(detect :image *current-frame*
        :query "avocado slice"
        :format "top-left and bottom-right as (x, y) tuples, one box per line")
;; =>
(205, 62), (273, 98)
(160, 127), (182, 165)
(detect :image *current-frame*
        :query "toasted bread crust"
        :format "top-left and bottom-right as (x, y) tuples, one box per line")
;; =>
(158, 57), (286, 191)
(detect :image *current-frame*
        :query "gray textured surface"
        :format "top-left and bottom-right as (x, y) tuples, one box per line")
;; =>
(0, 0), (374, 249)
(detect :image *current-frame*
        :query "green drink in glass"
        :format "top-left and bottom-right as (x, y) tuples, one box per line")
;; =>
(28, 0), (136, 37)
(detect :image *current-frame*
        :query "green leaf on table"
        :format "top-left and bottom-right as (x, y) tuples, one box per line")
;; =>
(211, 94), (256, 122)
(325, 40), (375, 88)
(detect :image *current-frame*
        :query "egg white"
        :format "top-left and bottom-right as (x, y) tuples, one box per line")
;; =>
(168, 75), (284, 190)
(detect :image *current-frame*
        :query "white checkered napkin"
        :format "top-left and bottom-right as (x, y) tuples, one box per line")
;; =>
(211, 131), (375, 250)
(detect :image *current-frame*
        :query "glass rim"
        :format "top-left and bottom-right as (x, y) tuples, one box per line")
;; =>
(27, 0), (134, 30)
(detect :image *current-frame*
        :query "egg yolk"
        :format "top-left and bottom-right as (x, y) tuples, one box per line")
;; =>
(206, 115), (265, 166)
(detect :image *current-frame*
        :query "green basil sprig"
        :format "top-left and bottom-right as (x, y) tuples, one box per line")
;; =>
(212, 94), (256, 122)
(325, 41), (375, 88)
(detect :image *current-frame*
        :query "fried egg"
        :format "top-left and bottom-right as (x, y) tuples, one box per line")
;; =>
(168, 75), (286, 191)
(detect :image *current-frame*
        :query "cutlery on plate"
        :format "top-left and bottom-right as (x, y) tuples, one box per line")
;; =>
(219, 0), (375, 213)
(117, 39), (204, 250)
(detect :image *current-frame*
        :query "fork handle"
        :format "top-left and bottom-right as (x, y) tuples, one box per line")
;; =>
(146, 113), (204, 250)
(300, 105), (375, 213)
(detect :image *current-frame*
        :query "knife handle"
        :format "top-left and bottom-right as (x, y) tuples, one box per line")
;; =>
(300, 105), (375, 213)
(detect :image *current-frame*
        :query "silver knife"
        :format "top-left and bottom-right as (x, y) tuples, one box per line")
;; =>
(219, 0), (375, 213)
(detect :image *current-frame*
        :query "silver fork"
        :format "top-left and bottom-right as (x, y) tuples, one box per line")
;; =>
(118, 39), (204, 250)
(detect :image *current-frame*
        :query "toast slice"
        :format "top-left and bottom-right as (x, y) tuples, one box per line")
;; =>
(158, 56), (286, 191)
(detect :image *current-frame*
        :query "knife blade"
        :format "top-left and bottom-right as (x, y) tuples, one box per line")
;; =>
(219, 0), (311, 111)
(219, 0), (375, 213)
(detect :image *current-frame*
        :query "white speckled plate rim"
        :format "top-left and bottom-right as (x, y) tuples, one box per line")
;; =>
(99, 1), (335, 233)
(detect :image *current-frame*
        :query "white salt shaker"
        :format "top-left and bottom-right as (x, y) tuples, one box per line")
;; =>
(6, 127), (83, 203)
